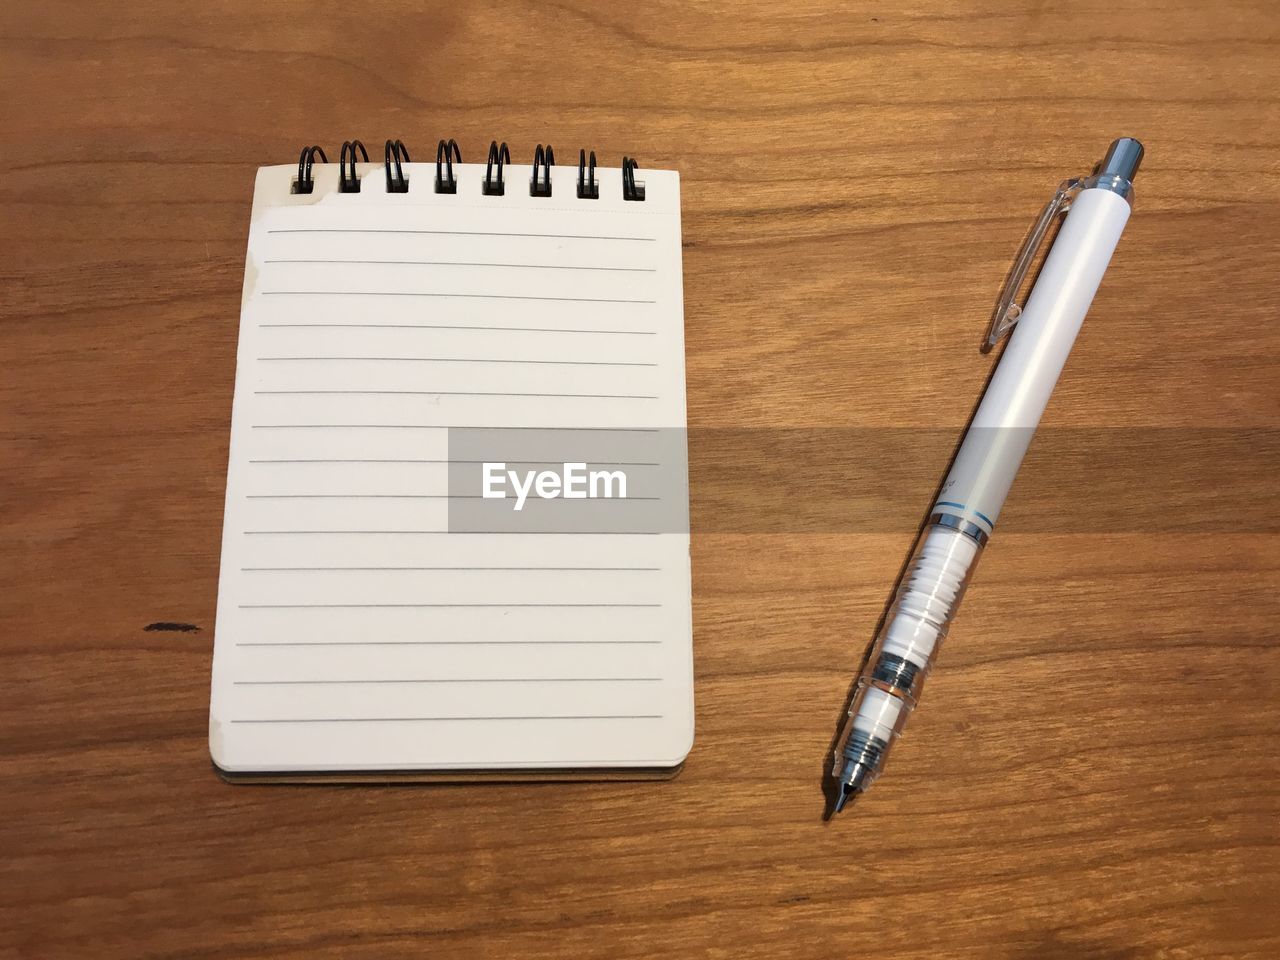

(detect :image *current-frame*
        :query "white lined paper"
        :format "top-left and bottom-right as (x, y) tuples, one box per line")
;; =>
(209, 162), (692, 773)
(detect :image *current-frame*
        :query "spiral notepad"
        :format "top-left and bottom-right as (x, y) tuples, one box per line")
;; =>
(208, 139), (693, 779)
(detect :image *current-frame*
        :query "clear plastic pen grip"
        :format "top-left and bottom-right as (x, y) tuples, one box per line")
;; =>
(834, 520), (984, 784)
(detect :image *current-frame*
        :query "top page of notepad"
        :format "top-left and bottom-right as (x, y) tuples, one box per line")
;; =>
(208, 160), (692, 774)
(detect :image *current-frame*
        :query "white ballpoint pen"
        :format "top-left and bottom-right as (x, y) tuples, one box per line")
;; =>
(830, 138), (1145, 814)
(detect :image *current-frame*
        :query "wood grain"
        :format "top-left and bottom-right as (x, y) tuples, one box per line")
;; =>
(2, 1), (1278, 957)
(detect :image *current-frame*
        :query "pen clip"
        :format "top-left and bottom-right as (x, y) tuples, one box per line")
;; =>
(985, 177), (1083, 350)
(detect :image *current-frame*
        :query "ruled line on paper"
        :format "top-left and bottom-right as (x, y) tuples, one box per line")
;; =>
(266, 228), (657, 242)
(241, 566), (662, 571)
(233, 677), (663, 685)
(247, 463), (660, 471)
(242, 497), (663, 503)
(251, 390), (660, 399)
(265, 258), (657, 273)
(248, 425), (661, 431)
(242, 494), (465, 500)
(263, 291), (656, 305)
(238, 603), (664, 609)
(235, 640), (663, 647)
(254, 357), (659, 366)
(258, 324), (657, 335)
(230, 715), (664, 723)
(242, 530), (663, 535)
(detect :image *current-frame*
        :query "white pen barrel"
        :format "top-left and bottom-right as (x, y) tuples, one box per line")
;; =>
(934, 187), (1132, 535)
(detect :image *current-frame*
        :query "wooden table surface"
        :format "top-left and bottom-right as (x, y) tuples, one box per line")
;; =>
(3, 2), (1278, 957)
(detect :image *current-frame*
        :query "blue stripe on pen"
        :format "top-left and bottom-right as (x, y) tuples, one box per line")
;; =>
(933, 501), (995, 529)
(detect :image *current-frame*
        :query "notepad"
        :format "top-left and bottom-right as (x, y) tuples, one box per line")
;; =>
(208, 151), (692, 778)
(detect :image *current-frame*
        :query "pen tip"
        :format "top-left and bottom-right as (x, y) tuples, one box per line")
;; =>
(828, 758), (874, 817)
(830, 784), (855, 815)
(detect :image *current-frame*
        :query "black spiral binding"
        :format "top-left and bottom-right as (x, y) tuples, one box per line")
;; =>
(577, 149), (599, 199)
(435, 139), (461, 194)
(622, 157), (645, 201)
(530, 144), (555, 197)
(294, 145), (327, 194)
(483, 141), (511, 196)
(385, 140), (410, 193)
(295, 140), (650, 201)
(339, 140), (368, 193)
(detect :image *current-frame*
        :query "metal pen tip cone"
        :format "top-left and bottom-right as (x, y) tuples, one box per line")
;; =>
(831, 784), (855, 815)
